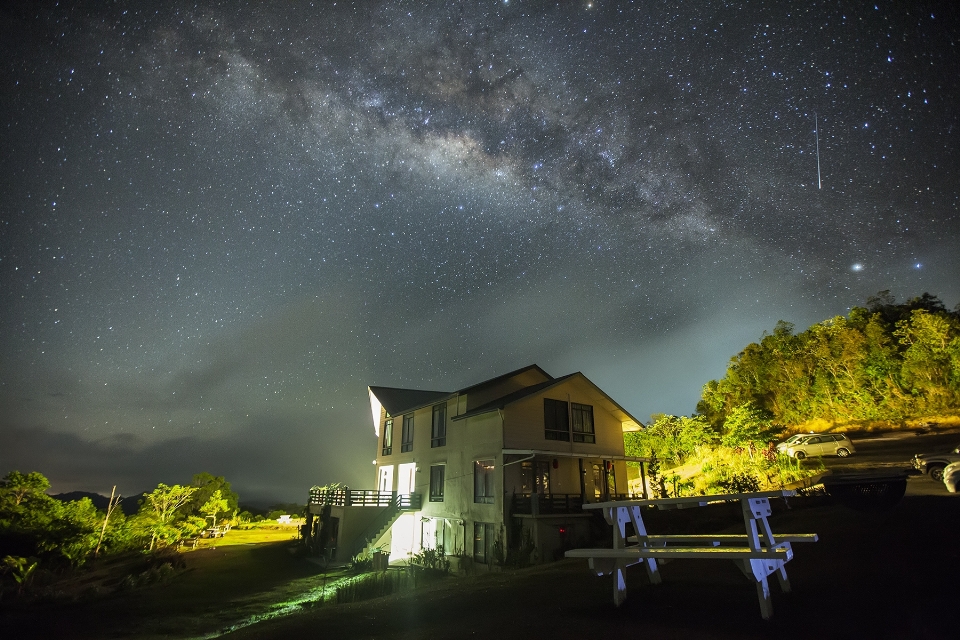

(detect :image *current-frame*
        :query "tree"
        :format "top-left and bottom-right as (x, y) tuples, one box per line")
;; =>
(187, 473), (239, 518)
(199, 489), (229, 525)
(142, 484), (197, 550)
(0, 471), (50, 507)
(720, 403), (780, 448)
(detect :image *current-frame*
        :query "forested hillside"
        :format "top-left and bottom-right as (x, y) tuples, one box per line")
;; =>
(697, 292), (960, 429)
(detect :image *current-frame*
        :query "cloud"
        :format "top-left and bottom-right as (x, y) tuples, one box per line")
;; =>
(0, 407), (370, 506)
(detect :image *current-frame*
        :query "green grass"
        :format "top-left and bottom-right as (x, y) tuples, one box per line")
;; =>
(194, 527), (300, 547)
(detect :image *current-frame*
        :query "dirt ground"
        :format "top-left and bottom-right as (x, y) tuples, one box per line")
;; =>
(2, 476), (957, 639)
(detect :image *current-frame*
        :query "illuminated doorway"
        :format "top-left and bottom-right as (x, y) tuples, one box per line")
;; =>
(397, 462), (416, 495)
(378, 464), (394, 493)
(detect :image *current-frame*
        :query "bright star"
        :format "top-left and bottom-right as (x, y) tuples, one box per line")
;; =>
(851, 263), (864, 272)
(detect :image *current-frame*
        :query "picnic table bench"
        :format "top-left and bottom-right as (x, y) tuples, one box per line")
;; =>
(565, 490), (817, 619)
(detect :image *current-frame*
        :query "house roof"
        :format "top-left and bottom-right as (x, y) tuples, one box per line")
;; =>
(368, 364), (643, 432)
(450, 373), (577, 420)
(455, 364), (553, 395)
(367, 386), (452, 417)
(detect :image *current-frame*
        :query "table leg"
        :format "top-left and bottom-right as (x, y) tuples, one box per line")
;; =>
(755, 573), (773, 620)
(627, 505), (662, 584)
(613, 559), (628, 606)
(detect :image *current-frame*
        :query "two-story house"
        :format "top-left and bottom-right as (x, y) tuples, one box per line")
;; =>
(306, 364), (646, 567)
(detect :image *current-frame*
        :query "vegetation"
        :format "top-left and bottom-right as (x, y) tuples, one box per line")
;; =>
(624, 409), (814, 496)
(698, 292), (960, 429)
(621, 291), (959, 497)
(0, 469), (242, 599)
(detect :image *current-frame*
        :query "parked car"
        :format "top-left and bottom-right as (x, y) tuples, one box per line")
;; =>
(781, 433), (856, 460)
(943, 461), (960, 493)
(775, 433), (811, 452)
(912, 444), (960, 482)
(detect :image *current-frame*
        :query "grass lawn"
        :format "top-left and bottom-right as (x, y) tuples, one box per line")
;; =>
(0, 534), (336, 639)
(195, 526), (301, 547)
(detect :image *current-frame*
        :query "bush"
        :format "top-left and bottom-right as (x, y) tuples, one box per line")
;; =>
(410, 545), (450, 573)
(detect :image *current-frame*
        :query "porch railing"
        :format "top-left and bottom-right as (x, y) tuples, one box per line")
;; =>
(510, 493), (631, 515)
(310, 488), (421, 508)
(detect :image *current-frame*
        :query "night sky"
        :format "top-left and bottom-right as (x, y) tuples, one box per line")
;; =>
(2, 1), (958, 504)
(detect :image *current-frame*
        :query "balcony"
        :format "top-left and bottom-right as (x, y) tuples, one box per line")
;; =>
(309, 488), (422, 510)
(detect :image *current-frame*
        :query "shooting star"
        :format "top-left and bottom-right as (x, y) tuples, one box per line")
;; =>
(815, 112), (822, 189)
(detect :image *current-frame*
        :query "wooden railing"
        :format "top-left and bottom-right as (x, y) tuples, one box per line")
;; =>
(511, 493), (630, 515)
(309, 488), (422, 509)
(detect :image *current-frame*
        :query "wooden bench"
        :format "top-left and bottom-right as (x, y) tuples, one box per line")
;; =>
(565, 491), (817, 619)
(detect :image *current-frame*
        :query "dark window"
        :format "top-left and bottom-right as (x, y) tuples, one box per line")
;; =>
(474, 459), (495, 504)
(544, 398), (569, 441)
(571, 403), (595, 443)
(473, 522), (496, 564)
(401, 414), (414, 452)
(431, 403), (446, 448)
(429, 465), (445, 502)
(382, 418), (393, 456)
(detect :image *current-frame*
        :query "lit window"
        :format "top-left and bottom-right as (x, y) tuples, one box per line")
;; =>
(474, 459), (495, 504)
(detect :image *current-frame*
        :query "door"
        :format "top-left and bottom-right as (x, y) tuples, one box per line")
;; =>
(802, 436), (824, 456)
(378, 465), (394, 493)
(821, 435), (839, 455)
(397, 462), (416, 495)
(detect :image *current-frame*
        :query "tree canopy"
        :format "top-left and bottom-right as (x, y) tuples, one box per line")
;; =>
(697, 292), (960, 428)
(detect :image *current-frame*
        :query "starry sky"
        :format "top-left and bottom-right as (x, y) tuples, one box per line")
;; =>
(2, 1), (958, 505)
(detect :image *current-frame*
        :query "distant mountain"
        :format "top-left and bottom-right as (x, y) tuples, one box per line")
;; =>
(51, 490), (148, 515)
(52, 491), (111, 510)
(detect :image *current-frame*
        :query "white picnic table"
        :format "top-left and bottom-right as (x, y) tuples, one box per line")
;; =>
(565, 490), (817, 619)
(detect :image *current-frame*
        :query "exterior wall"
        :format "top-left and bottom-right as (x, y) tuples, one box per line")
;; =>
(327, 504), (387, 563)
(368, 372), (633, 565)
(373, 396), (505, 561)
(501, 377), (626, 456)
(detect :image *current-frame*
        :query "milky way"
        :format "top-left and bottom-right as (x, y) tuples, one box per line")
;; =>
(2, 1), (958, 502)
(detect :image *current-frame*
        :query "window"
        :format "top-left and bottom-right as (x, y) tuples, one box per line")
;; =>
(571, 403), (595, 443)
(429, 465), (445, 502)
(544, 398), (569, 441)
(382, 418), (393, 456)
(401, 414), (414, 452)
(521, 460), (551, 494)
(473, 522), (496, 564)
(431, 403), (446, 448)
(474, 459), (495, 504)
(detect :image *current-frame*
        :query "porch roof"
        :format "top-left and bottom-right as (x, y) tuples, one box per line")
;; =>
(502, 448), (651, 463)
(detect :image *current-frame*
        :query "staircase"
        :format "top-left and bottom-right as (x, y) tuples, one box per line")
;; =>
(348, 492), (422, 559)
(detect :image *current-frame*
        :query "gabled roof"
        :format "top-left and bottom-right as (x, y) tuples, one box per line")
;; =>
(451, 373), (577, 420)
(368, 386), (452, 417)
(455, 364), (552, 395)
(368, 364), (643, 433)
